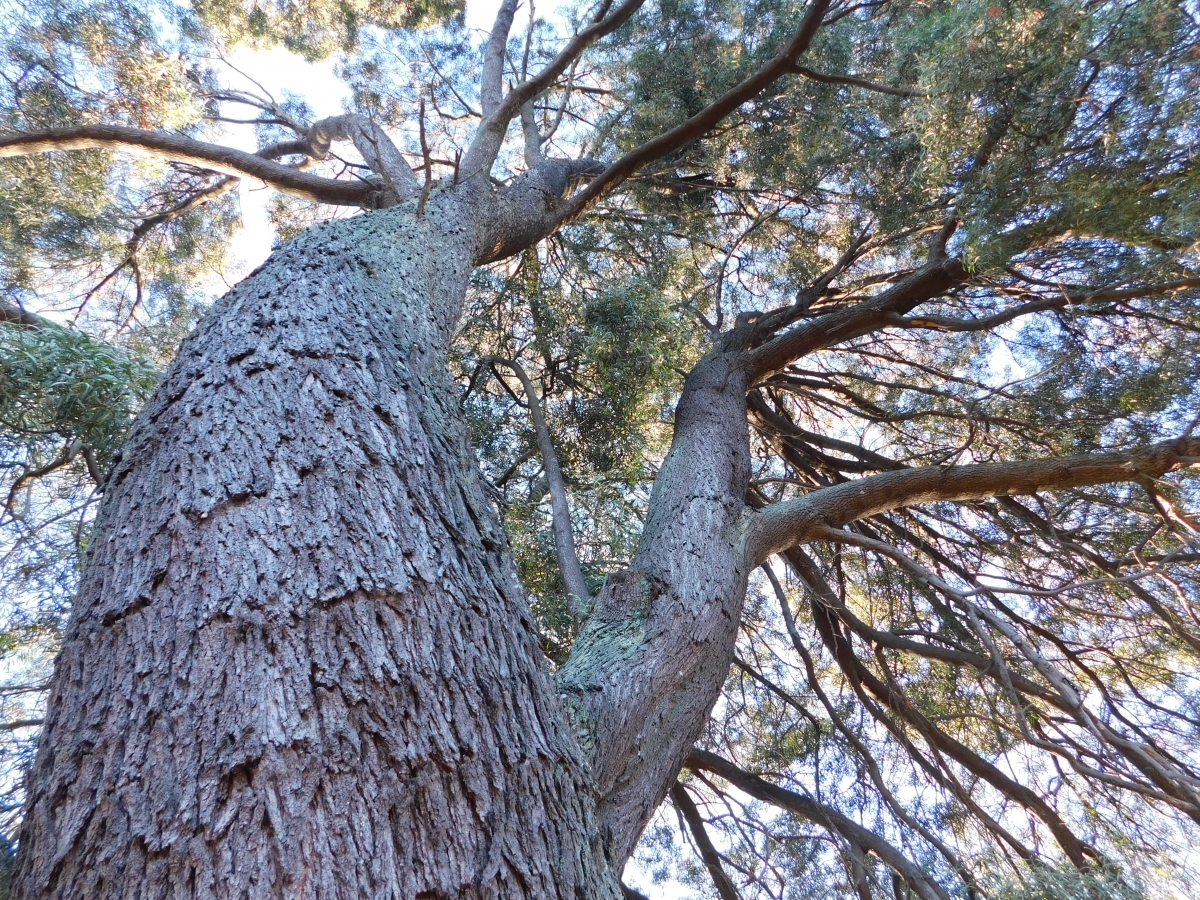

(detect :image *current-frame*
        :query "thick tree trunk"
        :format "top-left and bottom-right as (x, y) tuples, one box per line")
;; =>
(12, 203), (625, 899)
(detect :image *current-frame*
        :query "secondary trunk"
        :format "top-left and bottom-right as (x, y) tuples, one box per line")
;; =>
(11, 202), (625, 899)
(557, 335), (754, 864)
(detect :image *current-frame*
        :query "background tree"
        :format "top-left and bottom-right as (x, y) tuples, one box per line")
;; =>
(1, 0), (1198, 897)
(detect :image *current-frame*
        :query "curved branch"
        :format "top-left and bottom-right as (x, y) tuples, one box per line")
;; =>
(744, 258), (968, 379)
(761, 567), (981, 892)
(686, 749), (954, 900)
(549, 0), (834, 222)
(0, 125), (381, 207)
(815, 527), (1200, 821)
(306, 115), (421, 202)
(790, 65), (921, 98)
(783, 547), (1043, 865)
(488, 357), (592, 620)
(783, 548), (1096, 868)
(745, 436), (1200, 568)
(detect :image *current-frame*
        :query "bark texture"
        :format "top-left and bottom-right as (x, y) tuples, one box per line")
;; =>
(12, 199), (623, 900)
(557, 336), (753, 865)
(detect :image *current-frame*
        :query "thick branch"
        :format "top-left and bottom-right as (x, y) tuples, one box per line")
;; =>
(0, 718), (44, 732)
(686, 750), (953, 900)
(0, 125), (380, 207)
(474, 157), (603, 263)
(745, 437), (1200, 567)
(744, 258), (967, 379)
(550, 0), (833, 222)
(489, 357), (592, 619)
(521, 101), (545, 168)
(507, 0), (646, 111)
(305, 115), (421, 202)
(481, 0), (521, 118)
(0, 299), (52, 329)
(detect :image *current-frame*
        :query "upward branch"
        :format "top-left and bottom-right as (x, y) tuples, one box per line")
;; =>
(552, 0), (834, 221)
(0, 125), (381, 207)
(490, 357), (592, 621)
(461, 0), (649, 183)
(480, 0), (521, 118)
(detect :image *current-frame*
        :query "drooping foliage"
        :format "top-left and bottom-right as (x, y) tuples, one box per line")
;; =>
(1, 0), (1199, 897)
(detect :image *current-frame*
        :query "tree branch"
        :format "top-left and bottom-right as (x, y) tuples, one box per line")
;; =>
(762, 567), (981, 891)
(481, 0), (521, 119)
(474, 156), (603, 263)
(812, 527), (1200, 821)
(744, 436), (1200, 567)
(784, 547), (1096, 867)
(521, 101), (545, 168)
(743, 257), (967, 379)
(461, 0), (647, 184)
(686, 749), (953, 900)
(0, 719), (44, 732)
(0, 125), (381, 207)
(488, 357), (592, 620)
(0, 298), (52, 329)
(670, 782), (741, 900)
(895, 277), (1200, 334)
(783, 546), (1045, 865)
(305, 114), (422, 203)
(790, 64), (921, 97)
(549, 0), (834, 222)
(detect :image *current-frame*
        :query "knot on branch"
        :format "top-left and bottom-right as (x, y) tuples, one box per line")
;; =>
(592, 569), (666, 626)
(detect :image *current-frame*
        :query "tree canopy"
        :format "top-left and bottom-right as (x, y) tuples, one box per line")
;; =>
(1, 0), (1199, 897)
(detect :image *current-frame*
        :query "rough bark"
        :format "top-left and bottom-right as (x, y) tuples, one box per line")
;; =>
(11, 197), (624, 900)
(557, 334), (753, 865)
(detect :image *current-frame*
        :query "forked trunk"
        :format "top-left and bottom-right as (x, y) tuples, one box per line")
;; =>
(12, 204), (625, 899)
(13, 183), (759, 898)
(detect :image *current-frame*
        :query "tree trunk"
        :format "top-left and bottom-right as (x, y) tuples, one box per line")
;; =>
(557, 336), (753, 864)
(11, 203), (625, 899)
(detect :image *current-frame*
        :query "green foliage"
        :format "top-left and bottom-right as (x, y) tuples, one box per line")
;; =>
(990, 862), (1146, 900)
(455, 237), (706, 659)
(0, 322), (157, 468)
(189, 0), (464, 60)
